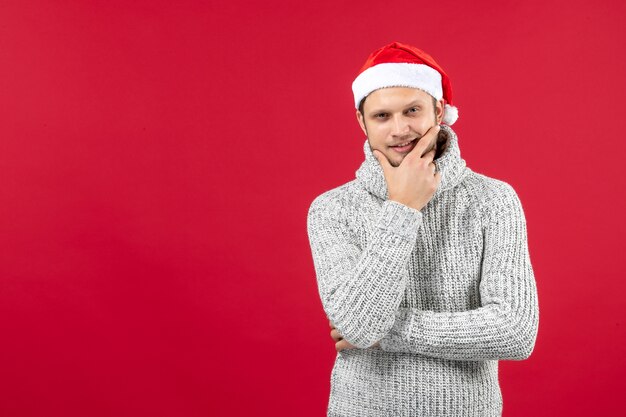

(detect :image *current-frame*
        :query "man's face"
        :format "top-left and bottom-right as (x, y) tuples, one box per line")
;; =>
(357, 87), (444, 167)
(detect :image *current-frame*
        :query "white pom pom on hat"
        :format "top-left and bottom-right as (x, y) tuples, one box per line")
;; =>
(352, 41), (459, 125)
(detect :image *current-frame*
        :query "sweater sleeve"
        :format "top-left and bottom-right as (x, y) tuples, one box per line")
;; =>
(307, 194), (423, 349)
(378, 185), (540, 361)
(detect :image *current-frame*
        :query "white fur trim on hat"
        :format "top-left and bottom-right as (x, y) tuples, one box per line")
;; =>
(352, 63), (443, 108)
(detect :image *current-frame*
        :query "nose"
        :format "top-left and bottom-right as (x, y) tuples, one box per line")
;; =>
(390, 114), (410, 137)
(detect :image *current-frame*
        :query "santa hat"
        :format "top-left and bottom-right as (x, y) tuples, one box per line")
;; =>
(352, 41), (459, 125)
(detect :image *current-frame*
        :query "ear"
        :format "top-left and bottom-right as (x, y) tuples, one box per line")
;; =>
(435, 99), (445, 124)
(356, 110), (367, 136)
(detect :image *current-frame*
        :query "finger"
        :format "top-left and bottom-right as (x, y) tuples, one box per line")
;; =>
(429, 161), (437, 175)
(422, 147), (437, 164)
(424, 134), (438, 156)
(335, 340), (343, 352)
(330, 329), (343, 342)
(420, 130), (439, 158)
(372, 149), (392, 172)
(407, 125), (440, 160)
(434, 171), (442, 185)
(336, 340), (350, 352)
(337, 339), (356, 352)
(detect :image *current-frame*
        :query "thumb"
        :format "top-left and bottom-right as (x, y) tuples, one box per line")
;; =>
(373, 149), (391, 171)
(434, 171), (442, 186)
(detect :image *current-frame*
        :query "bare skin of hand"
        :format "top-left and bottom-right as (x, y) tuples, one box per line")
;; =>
(373, 124), (442, 211)
(329, 320), (380, 352)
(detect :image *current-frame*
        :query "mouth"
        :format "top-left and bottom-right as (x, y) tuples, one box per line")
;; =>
(390, 138), (418, 153)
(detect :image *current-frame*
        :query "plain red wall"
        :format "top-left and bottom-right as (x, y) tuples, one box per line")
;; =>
(1, 0), (625, 416)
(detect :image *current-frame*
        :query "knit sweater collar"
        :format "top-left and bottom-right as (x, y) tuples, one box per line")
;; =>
(355, 124), (469, 200)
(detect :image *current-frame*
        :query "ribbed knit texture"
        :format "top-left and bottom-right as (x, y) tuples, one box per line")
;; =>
(306, 124), (539, 417)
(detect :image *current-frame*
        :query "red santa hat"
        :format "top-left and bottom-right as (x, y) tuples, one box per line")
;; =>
(352, 41), (459, 125)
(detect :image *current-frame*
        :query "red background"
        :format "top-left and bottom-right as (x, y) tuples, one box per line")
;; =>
(1, 0), (625, 416)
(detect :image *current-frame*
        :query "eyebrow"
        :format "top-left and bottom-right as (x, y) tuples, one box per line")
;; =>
(368, 100), (427, 116)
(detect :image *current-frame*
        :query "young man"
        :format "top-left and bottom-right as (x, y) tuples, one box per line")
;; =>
(306, 42), (539, 417)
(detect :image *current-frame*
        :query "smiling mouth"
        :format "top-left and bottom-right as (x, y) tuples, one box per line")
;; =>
(390, 138), (418, 153)
(391, 138), (417, 147)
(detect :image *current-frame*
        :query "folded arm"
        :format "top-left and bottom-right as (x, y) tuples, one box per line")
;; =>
(378, 186), (540, 361)
(307, 195), (422, 349)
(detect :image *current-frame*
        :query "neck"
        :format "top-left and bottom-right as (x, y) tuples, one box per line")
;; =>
(355, 124), (469, 200)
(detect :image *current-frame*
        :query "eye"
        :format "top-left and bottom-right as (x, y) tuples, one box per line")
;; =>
(406, 107), (420, 114)
(374, 113), (388, 119)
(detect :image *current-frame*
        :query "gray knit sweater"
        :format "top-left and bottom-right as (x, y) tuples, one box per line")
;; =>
(306, 124), (539, 417)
